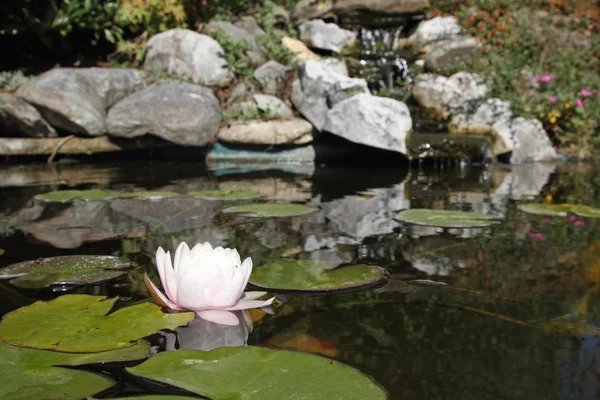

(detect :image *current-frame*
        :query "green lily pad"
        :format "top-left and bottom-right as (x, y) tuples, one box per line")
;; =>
(250, 260), (387, 292)
(188, 189), (261, 201)
(223, 203), (317, 218)
(127, 347), (386, 400)
(0, 339), (149, 400)
(34, 189), (121, 203)
(120, 191), (180, 200)
(101, 397), (196, 400)
(517, 204), (571, 217)
(0, 255), (134, 289)
(394, 209), (498, 228)
(0, 294), (194, 353)
(518, 203), (600, 218)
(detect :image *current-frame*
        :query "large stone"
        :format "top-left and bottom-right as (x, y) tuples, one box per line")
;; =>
(333, 0), (430, 17)
(254, 61), (292, 95)
(424, 37), (482, 72)
(218, 118), (313, 145)
(291, 60), (370, 130)
(299, 19), (356, 53)
(144, 29), (233, 86)
(227, 94), (293, 120)
(205, 20), (267, 65)
(407, 16), (462, 48)
(492, 117), (557, 163)
(106, 80), (221, 147)
(323, 93), (412, 154)
(282, 37), (321, 61)
(291, 0), (334, 22)
(16, 68), (143, 136)
(412, 72), (488, 118)
(0, 93), (56, 137)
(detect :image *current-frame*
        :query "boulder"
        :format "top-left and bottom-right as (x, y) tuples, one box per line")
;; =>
(291, 0), (334, 22)
(322, 58), (349, 76)
(106, 80), (221, 147)
(205, 20), (267, 65)
(144, 29), (234, 86)
(228, 94), (293, 120)
(449, 98), (513, 135)
(412, 72), (488, 118)
(0, 93), (56, 137)
(254, 61), (292, 95)
(424, 37), (482, 72)
(492, 117), (557, 163)
(291, 60), (370, 130)
(333, 0), (430, 17)
(323, 93), (412, 154)
(16, 68), (142, 136)
(218, 118), (313, 145)
(407, 16), (462, 48)
(282, 37), (321, 61)
(299, 19), (356, 53)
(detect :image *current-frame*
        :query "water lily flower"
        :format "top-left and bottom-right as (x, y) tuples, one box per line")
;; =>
(145, 242), (274, 326)
(576, 98), (584, 107)
(549, 95), (558, 104)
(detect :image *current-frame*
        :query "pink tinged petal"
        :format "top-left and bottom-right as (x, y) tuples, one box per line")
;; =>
(143, 274), (182, 310)
(176, 270), (212, 309)
(155, 247), (167, 289)
(173, 242), (190, 276)
(242, 291), (268, 300)
(162, 251), (178, 303)
(209, 269), (247, 308)
(196, 310), (240, 326)
(226, 297), (275, 311)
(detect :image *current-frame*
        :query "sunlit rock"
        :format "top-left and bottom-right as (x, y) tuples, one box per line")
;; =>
(492, 117), (557, 163)
(0, 93), (56, 138)
(407, 16), (462, 48)
(254, 61), (292, 95)
(299, 19), (356, 53)
(282, 37), (321, 61)
(424, 37), (482, 72)
(205, 20), (267, 66)
(218, 118), (313, 146)
(16, 68), (142, 136)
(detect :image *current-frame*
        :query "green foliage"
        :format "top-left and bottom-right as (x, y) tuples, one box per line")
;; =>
(117, 0), (187, 36)
(0, 70), (32, 90)
(50, 0), (122, 43)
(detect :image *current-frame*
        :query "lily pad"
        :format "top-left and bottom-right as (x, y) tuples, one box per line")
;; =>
(223, 203), (317, 218)
(0, 294), (194, 352)
(188, 189), (261, 201)
(120, 191), (180, 200)
(394, 209), (498, 228)
(0, 255), (134, 289)
(518, 203), (600, 218)
(250, 260), (387, 292)
(34, 189), (121, 203)
(0, 339), (149, 400)
(128, 347), (386, 400)
(517, 204), (571, 217)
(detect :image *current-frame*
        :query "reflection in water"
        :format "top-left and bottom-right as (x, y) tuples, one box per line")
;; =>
(2, 161), (600, 399)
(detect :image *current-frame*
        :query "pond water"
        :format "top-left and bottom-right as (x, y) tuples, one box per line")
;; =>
(1, 160), (600, 399)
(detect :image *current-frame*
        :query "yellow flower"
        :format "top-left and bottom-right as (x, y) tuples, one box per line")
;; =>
(549, 116), (557, 123)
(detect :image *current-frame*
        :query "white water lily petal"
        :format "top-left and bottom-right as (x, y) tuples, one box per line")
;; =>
(226, 297), (275, 311)
(176, 271), (212, 309)
(144, 274), (182, 311)
(173, 242), (189, 276)
(197, 310), (240, 326)
(162, 251), (178, 303)
(209, 268), (247, 308)
(242, 291), (268, 300)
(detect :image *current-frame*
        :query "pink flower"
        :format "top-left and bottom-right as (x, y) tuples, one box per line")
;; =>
(533, 74), (554, 84)
(542, 217), (552, 223)
(549, 95), (558, 104)
(574, 220), (586, 227)
(569, 215), (577, 222)
(576, 98), (584, 107)
(528, 232), (546, 241)
(581, 89), (594, 97)
(145, 242), (275, 326)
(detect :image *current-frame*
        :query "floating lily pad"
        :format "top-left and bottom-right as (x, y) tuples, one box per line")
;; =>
(101, 397), (196, 400)
(223, 203), (317, 218)
(34, 189), (121, 203)
(0, 339), (149, 400)
(517, 204), (571, 217)
(0, 255), (134, 289)
(250, 260), (387, 293)
(518, 203), (600, 218)
(127, 347), (386, 400)
(0, 294), (194, 352)
(188, 189), (261, 201)
(120, 191), (180, 200)
(394, 209), (498, 228)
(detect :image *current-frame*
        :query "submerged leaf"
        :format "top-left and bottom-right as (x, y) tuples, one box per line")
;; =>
(34, 189), (121, 202)
(223, 203), (317, 217)
(0, 294), (194, 352)
(250, 260), (387, 292)
(394, 209), (498, 228)
(127, 347), (386, 400)
(120, 191), (180, 200)
(518, 203), (600, 218)
(188, 189), (261, 201)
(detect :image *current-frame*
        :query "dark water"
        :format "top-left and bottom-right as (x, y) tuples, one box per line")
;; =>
(2, 160), (600, 399)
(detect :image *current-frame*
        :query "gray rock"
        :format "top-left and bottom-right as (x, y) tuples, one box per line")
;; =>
(254, 61), (291, 95)
(333, 0), (430, 17)
(0, 93), (56, 137)
(144, 29), (233, 86)
(291, 60), (370, 130)
(16, 68), (142, 136)
(492, 117), (557, 163)
(322, 58), (349, 76)
(205, 20), (267, 66)
(323, 93), (412, 154)
(291, 0), (334, 22)
(424, 37), (482, 72)
(412, 72), (488, 118)
(106, 80), (221, 147)
(407, 16), (462, 48)
(218, 117), (313, 145)
(299, 19), (356, 53)
(228, 82), (253, 104)
(253, 94), (294, 119)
